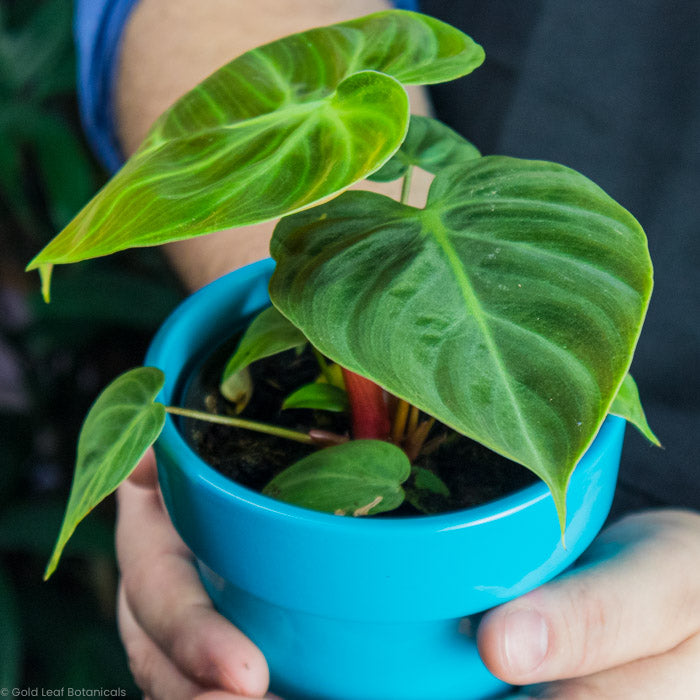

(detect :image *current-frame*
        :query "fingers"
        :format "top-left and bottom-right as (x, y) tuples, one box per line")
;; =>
(116, 450), (269, 697)
(126, 446), (160, 488)
(119, 585), (273, 700)
(118, 584), (212, 700)
(513, 631), (700, 699)
(478, 510), (700, 686)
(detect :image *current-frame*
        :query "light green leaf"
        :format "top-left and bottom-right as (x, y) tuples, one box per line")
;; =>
(45, 367), (166, 579)
(27, 10), (484, 275)
(263, 440), (410, 515)
(270, 156), (653, 528)
(610, 373), (660, 445)
(220, 366), (253, 412)
(368, 114), (480, 181)
(221, 306), (308, 393)
(282, 382), (349, 412)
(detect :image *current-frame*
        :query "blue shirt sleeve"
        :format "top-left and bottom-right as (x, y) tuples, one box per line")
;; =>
(74, 0), (419, 172)
(74, 0), (139, 172)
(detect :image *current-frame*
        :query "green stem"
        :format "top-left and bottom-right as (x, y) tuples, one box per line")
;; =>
(400, 166), (414, 205)
(165, 406), (315, 445)
(312, 346), (334, 385)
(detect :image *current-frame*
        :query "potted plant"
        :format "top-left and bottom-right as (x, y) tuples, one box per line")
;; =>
(28, 10), (657, 700)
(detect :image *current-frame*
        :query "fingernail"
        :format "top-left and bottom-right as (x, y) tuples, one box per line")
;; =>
(503, 608), (549, 675)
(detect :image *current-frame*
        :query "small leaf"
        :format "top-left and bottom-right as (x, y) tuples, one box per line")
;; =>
(45, 367), (166, 579)
(405, 466), (451, 515)
(413, 466), (450, 496)
(220, 366), (253, 413)
(282, 382), (349, 412)
(369, 114), (480, 181)
(221, 306), (307, 390)
(610, 373), (660, 446)
(262, 440), (410, 515)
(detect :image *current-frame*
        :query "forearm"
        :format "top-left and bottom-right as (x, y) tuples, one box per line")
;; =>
(115, 0), (430, 290)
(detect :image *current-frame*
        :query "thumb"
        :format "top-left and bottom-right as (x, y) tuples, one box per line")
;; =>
(476, 510), (700, 685)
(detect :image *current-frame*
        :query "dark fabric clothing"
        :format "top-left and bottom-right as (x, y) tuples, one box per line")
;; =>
(422, 0), (700, 517)
(75, 0), (698, 517)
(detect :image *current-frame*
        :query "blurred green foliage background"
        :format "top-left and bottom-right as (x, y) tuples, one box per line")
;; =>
(0, 0), (183, 692)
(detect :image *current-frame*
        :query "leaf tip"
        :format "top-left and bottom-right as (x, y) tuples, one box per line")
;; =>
(40, 264), (54, 303)
(43, 540), (64, 581)
(26, 262), (54, 303)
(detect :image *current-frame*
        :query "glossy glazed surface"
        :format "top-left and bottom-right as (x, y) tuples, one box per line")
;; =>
(146, 259), (624, 700)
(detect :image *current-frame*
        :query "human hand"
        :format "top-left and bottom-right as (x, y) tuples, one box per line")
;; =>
(477, 509), (700, 698)
(116, 449), (278, 699)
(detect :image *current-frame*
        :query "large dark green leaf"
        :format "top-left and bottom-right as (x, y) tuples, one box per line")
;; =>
(45, 367), (166, 579)
(270, 156), (653, 526)
(368, 114), (480, 182)
(610, 373), (660, 445)
(263, 440), (410, 515)
(27, 10), (483, 280)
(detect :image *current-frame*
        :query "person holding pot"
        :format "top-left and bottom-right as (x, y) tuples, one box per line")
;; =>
(77, 0), (700, 697)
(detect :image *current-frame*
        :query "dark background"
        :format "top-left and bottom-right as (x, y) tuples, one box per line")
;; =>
(422, 0), (700, 517)
(0, 0), (181, 692)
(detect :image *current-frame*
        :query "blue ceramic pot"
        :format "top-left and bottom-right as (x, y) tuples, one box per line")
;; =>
(146, 258), (625, 700)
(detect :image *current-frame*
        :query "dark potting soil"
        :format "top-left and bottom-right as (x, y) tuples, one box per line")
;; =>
(177, 332), (536, 517)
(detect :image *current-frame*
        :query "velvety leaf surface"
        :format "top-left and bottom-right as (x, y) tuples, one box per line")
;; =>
(45, 367), (165, 579)
(221, 306), (308, 392)
(270, 156), (653, 524)
(262, 440), (410, 515)
(282, 382), (349, 412)
(27, 10), (484, 275)
(610, 373), (660, 445)
(369, 114), (480, 182)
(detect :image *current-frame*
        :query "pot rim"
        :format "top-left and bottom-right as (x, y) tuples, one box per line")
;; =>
(147, 257), (624, 536)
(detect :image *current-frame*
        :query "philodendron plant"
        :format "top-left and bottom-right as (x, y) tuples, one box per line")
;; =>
(28, 11), (658, 579)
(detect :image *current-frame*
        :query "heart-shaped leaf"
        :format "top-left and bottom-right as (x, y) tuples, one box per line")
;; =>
(270, 156), (653, 526)
(27, 10), (484, 279)
(262, 440), (410, 515)
(368, 114), (480, 182)
(610, 373), (660, 445)
(221, 306), (308, 395)
(282, 382), (349, 413)
(45, 367), (165, 579)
